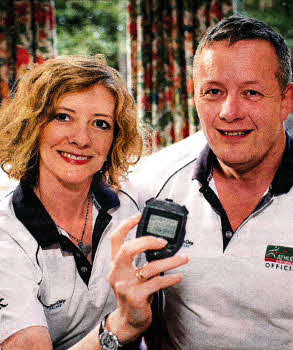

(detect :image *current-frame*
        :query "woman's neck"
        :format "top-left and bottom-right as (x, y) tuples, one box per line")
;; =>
(34, 174), (92, 225)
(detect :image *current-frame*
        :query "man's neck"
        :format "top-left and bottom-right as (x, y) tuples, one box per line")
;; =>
(212, 134), (286, 231)
(215, 134), (287, 186)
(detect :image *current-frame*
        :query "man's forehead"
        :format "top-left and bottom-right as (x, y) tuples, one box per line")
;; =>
(198, 39), (277, 61)
(202, 38), (274, 54)
(192, 39), (283, 95)
(195, 39), (279, 76)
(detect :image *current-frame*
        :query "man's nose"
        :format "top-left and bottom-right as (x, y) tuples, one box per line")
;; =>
(68, 122), (91, 147)
(219, 94), (242, 122)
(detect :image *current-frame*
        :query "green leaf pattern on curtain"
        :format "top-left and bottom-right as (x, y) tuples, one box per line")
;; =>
(127, 0), (233, 150)
(0, 0), (57, 102)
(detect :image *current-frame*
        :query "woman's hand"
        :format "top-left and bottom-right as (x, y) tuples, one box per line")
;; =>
(107, 215), (189, 344)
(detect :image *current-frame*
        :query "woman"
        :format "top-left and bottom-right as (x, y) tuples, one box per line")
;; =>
(0, 56), (188, 350)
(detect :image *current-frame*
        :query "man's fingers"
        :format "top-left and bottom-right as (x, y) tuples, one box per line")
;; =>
(111, 214), (141, 260)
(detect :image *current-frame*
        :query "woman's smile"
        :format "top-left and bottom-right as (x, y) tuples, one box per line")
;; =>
(59, 151), (93, 164)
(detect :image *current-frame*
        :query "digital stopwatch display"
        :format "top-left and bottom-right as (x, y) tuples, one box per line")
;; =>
(146, 214), (178, 239)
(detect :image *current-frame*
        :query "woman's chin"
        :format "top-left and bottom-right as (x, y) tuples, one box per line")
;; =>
(56, 173), (94, 189)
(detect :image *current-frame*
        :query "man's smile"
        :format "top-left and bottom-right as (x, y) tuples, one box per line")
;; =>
(217, 129), (253, 136)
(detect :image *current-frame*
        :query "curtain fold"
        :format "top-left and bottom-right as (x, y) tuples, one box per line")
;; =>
(0, 0), (57, 102)
(127, 0), (233, 150)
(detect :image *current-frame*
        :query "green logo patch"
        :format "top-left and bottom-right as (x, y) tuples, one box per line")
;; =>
(265, 245), (293, 265)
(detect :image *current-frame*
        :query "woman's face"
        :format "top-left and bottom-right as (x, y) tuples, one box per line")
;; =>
(39, 84), (115, 188)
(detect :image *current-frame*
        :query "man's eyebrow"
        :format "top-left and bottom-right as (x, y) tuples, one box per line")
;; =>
(242, 81), (261, 85)
(201, 80), (261, 85)
(200, 80), (220, 84)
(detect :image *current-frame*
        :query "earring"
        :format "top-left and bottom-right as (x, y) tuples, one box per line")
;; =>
(101, 160), (110, 172)
(96, 160), (110, 178)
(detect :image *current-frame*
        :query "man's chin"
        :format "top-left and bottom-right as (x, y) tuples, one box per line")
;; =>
(216, 155), (259, 174)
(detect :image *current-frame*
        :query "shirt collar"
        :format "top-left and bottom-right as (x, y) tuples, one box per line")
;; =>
(192, 143), (215, 186)
(271, 133), (293, 195)
(12, 179), (120, 248)
(192, 132), (293, 195)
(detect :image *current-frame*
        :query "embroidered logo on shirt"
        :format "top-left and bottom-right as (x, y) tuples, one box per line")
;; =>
(39, 299), (66, 311)
(183, 239), (194, 248)
(0, 298), (8, 309)
(265, 245), (293, 271)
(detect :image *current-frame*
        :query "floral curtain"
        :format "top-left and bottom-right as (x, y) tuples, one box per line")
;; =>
(0, 0), (57, 102)
(127, 0), (233, 150)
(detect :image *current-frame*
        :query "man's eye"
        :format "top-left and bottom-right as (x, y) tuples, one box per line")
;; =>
(53, 113), (70, 121)
(94, 119), (111, 130)
(245, 90), (262, 97)
(201, 89), (222, 98)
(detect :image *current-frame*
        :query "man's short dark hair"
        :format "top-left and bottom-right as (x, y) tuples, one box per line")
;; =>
(193, 14), (292, 93)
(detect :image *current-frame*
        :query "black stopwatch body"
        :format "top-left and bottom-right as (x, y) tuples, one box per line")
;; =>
(136, 198), (188, 261)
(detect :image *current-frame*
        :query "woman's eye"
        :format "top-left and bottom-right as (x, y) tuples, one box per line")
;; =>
(94, 119), (111, 130)
(53, 113), (70, 121)
(207, 89), (221, 95)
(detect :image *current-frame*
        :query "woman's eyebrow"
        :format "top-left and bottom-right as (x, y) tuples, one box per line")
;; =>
(93, 113), (114, 118)
(57, 106), (114, 118)
(57, 106), (75, 113)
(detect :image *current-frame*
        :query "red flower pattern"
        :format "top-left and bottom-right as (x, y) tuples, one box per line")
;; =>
(15, 3), (29, 17)
(128, 0), (233, 150)
(0, 1), (57, 101)
(39, 30), (47, 40)
(16, 47), (30, 68)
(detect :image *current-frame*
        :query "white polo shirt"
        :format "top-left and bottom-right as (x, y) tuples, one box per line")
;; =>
(128, 133), (293, 350)
(0, 180), (140, 349)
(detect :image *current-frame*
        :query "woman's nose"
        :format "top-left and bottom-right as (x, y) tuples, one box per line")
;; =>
(68, 123), (91, 147)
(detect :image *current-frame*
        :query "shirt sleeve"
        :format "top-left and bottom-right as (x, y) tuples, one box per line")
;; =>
(0, 231), (48, 343)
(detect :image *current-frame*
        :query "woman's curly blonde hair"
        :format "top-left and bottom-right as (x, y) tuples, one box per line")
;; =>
(0, 55), (146, 189)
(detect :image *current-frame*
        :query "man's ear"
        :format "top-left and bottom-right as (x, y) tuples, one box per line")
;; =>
(281, 83), (293, 122)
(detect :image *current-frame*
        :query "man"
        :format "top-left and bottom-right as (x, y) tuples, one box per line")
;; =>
(119, 14), (293, 350)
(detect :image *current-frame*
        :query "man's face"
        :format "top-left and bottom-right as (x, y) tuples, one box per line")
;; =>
(194, 40), (292, 172)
